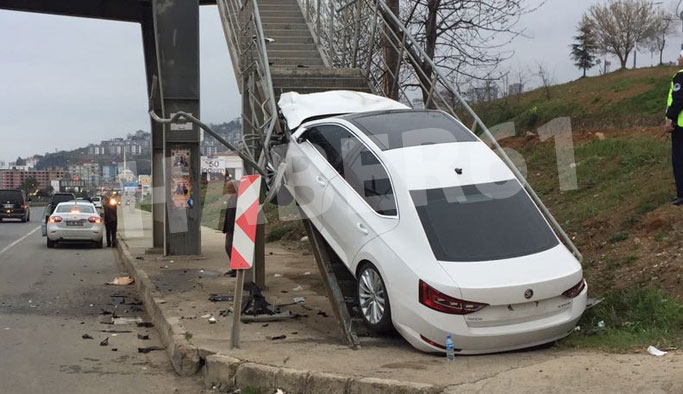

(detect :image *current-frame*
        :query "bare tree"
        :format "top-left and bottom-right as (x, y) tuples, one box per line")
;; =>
(587, 0), (660, 69)
(394, 0), (542, 104)
(536, 62), (554, 100)
(649, 7), (677, 65)
(383, 0), (401, 100)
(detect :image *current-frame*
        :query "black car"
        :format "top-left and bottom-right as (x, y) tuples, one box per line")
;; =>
(0, 189), (31, 222)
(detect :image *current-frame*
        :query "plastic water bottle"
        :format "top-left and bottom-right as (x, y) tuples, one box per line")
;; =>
(445, 334), (455, 361)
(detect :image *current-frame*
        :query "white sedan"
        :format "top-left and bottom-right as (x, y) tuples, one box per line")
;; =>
(46, 201), (104, 248)
(279, 91), (586, 354)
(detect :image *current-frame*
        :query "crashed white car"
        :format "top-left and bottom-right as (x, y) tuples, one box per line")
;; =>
(279, 91), (586, 354)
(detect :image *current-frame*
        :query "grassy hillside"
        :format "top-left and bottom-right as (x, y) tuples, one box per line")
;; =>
(480, 66), (677, 133)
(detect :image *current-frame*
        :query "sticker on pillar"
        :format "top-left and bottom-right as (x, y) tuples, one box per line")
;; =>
(230, 175), (262, 270)
(170, 112), (193, 131)
(171, 148), (192, 208)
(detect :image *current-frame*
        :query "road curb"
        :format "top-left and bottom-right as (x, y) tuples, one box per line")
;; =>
(114, 239), (201, 376)
(116, 237), (449, 394)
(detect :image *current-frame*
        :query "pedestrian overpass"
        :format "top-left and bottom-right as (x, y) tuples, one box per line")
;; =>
(0, 0), (580, 288)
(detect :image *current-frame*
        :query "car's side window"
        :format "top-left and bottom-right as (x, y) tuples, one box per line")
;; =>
(304, 125), (360, 176)
(343, 139), (398, 217)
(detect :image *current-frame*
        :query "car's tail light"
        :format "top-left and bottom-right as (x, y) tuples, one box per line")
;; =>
(419, 280), (488, 315)
(562, 279), (586, 298)
(49, 216), (62, 223)
(88, 216), (101, 224)
(20, 203), (27, 209)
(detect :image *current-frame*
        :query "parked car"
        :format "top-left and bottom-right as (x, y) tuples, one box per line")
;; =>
(41, 192), (76, 236)
(91, 196), (103, 209)
(279, 91), (586, 354)
(46, 201), (103, 248)
(0, 189), (30, 222)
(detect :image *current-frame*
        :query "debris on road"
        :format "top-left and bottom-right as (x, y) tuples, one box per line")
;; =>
(111, 317), (143, 325)
(292, 285), (303, 291)
(136, 321), (154, 328)
(82, 334), (94, 340)
(100, 337), (109, 346)
(111, 348), (118, 352)
(273, 273), (283, 278)
(208, 294), (233, 302)
(208, 316), (217, 324)
(293, 297), (305, 305)
(106, 276), (135, 286)
(647, 346), (668, 356)
(138, 346), (164, 354)
(137, 334), (150, 340)
(100, 329), (132, 334)
(266, 335), (286, 341)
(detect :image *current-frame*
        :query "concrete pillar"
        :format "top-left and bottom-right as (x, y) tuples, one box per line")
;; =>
(152, 0), (201, 255)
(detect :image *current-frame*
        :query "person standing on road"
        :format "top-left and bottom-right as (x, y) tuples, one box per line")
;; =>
(665, 50), (683, 206)
(103, 195), (118, 247)
(222, 179), (239, 276)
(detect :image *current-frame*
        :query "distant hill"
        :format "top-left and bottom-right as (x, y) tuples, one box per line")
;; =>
(480, 66), (676, 133)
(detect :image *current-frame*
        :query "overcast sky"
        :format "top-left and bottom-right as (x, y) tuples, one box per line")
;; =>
(1, 0), (681, 163)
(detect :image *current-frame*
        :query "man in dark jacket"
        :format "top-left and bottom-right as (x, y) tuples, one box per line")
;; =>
(103, 195), (118, 247)
(222, 180), (239, 276)
(665, 50), (683, 206)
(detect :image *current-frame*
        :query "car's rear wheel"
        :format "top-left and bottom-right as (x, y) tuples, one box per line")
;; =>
(357, 263), (393, 333)
(47, 239), (55, 248)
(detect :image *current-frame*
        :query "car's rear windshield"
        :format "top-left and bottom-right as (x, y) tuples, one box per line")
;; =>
(0, 190), (23, 203)
(52, 194), (75, 204)
(349, 111), (476, 151)
(56, 204), (95, 214)
(410, 180), (559, 262)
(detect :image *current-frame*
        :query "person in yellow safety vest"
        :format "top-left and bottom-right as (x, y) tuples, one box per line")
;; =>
(665, 50), (683, 206)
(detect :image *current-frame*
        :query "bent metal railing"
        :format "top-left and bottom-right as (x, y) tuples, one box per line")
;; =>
(297, 0), (583, 262)
(216, 0), (281, 179)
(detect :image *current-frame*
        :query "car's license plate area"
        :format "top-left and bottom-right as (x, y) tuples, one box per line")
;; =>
(66, 221), (83, 227)
(3, 204), (13, 209)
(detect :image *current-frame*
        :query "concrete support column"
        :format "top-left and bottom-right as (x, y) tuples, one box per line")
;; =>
(152, 0), (201, 255)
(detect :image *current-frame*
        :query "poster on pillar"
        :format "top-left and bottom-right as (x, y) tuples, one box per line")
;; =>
(170, 148), (193, 208)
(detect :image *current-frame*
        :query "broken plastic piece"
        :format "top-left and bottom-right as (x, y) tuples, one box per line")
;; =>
(82, 334), (94, 340)
(293, 297), (306, 305)
(106, 276), (135, 286)
(137, 334), (150, 340)
(208, 316), (217, 324)
(647, 346), (668, 356)
(267, 335), (286, 340)
(99, 337), (109, 346)
(208, 294), (233, 302)
(292, 285), (303, 291)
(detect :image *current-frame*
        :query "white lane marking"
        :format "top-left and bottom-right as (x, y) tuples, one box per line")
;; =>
(0, 226), (41, 257)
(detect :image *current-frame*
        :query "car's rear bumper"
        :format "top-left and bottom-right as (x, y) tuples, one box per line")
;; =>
(394, 288), (587, 354)
(0, 210), (27, 219)
(47, 226), (103, 242)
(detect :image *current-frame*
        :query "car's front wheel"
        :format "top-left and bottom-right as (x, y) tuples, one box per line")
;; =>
(357, 263), (393, 333)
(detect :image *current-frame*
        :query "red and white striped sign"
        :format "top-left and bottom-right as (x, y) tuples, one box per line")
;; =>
(230, 175), (262, 270)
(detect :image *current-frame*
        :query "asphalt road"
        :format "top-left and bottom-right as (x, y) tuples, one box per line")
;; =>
(0, 208), (206, 394)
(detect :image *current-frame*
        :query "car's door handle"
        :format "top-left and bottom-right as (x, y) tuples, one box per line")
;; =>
(315, 176), (327, 187)
(357, 223), (369, 235)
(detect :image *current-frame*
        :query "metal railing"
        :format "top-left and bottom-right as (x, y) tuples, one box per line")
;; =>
(216, 0), (280, 180)
(297, 0), (583, 262)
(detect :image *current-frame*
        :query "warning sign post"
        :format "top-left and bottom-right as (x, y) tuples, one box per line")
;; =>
(229, 175), (262, 349)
